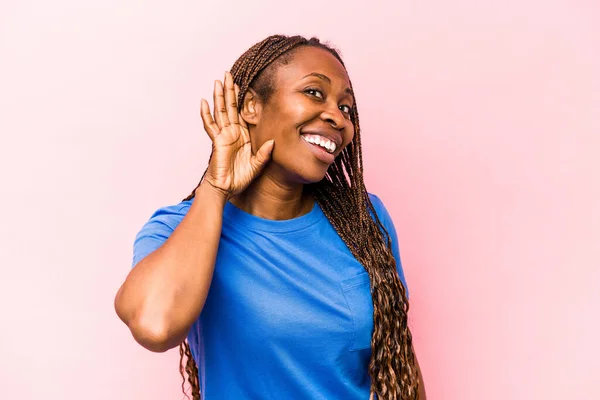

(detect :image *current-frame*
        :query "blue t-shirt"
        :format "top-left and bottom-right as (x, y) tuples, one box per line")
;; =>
(132, 193), (408, 399)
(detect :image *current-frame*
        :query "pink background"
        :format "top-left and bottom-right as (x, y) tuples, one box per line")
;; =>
(1, 1), (599, 399)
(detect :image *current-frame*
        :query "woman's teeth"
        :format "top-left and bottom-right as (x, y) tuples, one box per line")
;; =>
(301, 134), (337, 153)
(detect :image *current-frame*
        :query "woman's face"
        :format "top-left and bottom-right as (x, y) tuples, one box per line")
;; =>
(247, 46), (355, 184)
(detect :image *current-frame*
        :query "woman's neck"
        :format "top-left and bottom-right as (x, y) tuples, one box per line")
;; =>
(229, 170), (314, 221)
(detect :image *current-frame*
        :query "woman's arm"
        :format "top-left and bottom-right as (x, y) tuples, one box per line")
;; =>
(115, 72), (274, 353)
(114, 182), (227, 352)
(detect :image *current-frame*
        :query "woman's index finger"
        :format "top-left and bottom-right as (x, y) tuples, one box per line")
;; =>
(213, 79), (229, 128)
(235, 83), (249, 130)
(224, 72), (239, 125)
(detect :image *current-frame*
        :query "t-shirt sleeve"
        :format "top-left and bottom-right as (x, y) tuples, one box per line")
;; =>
(368, 193), (409, 299)
(132, 201), (191, 268)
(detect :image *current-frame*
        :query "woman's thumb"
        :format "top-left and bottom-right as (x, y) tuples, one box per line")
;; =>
(252, 139), (274, 170)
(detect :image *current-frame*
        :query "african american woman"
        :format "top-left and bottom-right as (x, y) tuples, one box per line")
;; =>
(114, 34), (427, 400)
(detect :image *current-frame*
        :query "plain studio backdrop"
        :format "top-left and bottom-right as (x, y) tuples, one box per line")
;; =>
(1, 0), (599, 399)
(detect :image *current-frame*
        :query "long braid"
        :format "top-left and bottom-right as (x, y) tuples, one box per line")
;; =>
(180, 35), (419, 399)
(179, 340), (200, 400)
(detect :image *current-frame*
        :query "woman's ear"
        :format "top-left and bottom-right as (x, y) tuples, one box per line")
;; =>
(240, 88), (261, 126)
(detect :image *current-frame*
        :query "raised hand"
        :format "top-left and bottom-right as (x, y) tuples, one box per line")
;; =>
(200, 71), (274, 200)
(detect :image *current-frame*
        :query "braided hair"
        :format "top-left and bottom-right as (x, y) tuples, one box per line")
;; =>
(179, 35), (419, 399)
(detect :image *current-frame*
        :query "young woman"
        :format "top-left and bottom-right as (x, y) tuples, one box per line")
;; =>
(115, 34), (426, 400)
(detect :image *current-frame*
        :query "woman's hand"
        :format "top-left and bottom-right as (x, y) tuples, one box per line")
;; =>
(199, 71), (274, 199)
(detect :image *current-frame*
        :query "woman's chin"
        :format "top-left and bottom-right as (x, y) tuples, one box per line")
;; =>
(298, 168), (329, 184)
(269, 159), (330, 186)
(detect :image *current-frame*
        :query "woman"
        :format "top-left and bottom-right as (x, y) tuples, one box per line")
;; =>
(115, 34), (426, 399)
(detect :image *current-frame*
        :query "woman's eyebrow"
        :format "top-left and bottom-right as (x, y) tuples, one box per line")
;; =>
(302, 73), (353, 95)
(303, 72), (331, 83)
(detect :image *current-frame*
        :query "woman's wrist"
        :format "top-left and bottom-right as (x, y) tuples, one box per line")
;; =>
(195, 179), (230, 204)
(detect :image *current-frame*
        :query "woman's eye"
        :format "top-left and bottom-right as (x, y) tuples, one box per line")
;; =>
(339, 105), (352, 115)
(305, 88), (324, 99)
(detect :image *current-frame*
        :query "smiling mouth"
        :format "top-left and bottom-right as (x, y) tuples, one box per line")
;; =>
(300, 134), (337, 153)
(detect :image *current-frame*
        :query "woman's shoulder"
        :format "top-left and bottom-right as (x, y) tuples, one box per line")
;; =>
(134, 198), (194, 241)
(143, 198), (193, 227)
(131, 199), (193, 267)
(368, 192), (385, 208)
(367, 192), (393, 223)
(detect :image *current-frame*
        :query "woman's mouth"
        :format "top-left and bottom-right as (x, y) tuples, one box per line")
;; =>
(301, 134), (337, 153)
(301, 134), (337, 164)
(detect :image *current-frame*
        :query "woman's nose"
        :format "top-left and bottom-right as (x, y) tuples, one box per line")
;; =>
(320, 103), (345, 130)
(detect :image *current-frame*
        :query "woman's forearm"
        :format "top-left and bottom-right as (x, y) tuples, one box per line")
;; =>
(114, 182), (227, 352)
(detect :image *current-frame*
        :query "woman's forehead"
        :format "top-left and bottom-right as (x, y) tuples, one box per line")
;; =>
(275, 46), (350, 86)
